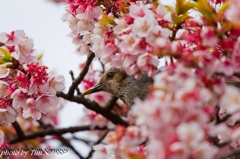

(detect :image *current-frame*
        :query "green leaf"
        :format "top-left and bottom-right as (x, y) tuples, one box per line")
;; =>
(164, 5), (173, 14)
(175, 0), (194, 16)
(218, 1), (229, 13)
(174, 13), (192, 25)
(0, 48), (12, 63)
(193, 0), (215, 21)
(99, 12), (116, 25)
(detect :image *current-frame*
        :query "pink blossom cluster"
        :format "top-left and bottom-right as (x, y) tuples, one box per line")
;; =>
(0, 30), (65, 127)
(63, 0), (174, 77)
(62, 0), (102, 54)
(132, 65), (240, 159)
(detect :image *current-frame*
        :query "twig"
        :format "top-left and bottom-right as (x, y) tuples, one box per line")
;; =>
(226, 80), (240, 88)
(234, 72), (240, 78)
(9, 125), (106, 144)
(209, 135), (230, 148)
(56, 91), (129, 127)
(99, 60), (105, 73)
(68, 52), (95, 97)
(85, 130), (109, 159)
(105, 96), (118, 111)
(215, 106), (221, 124)
(72, 136), (94, 145)
(69, 70), (81, 95)
(0, 42), (4, 47)
(12, 121), (25, 138)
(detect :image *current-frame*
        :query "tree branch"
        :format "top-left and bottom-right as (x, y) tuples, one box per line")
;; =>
(105, 96), (118, 111)
(234, 72), (240, 78)
(9, 125), (106, 144)
(56, 91), (129, 127)
(12, 121), (25, 138)
(69, 70), (81, 95)
(68, 52), (95, 97)
(0, 42), (4, 47)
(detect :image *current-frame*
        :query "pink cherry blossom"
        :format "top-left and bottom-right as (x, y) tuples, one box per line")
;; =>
(219, 85), (240, 114)
(21, 98), (40, 120)
(118, 33), (141, 53)
(0, 30), (25, 46)
(11, 88), (28, 109)
(0, 63), (11, 78)
(76, 18), (95, 33)
(132, 14), (157, 37)
(176, 122), (205, 147)
(0, 81), (9, 98)
(225, 0), (240, 24)
(46, 73), (65, 94)
(113, 19), (130, 35)
(129, 3), (151, 18)
(201, 27), (218, 47)
(155, 4), (172, 22)
(36, 95), (59, 114)
(76, 5), (101, 21)
(91, 35), (105, 53)
(146, 25), (172, 45)
(0, 107), (17, 126)
(215, 58), (234, 76)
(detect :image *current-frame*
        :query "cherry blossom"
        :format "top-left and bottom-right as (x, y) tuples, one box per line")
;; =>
(0, 30), (65, 123)
(225, 0), (240, 24)
(0, 30), (25, 46)
(22, 98), (42, 120)
(0, 62), (11, 78)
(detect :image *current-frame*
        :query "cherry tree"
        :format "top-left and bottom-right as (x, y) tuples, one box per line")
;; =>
(1, 0), (240, 158)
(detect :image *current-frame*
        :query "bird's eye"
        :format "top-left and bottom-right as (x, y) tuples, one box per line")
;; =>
(107, 72), (114, 79)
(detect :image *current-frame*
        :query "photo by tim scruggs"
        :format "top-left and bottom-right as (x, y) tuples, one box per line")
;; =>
(0, 147), (69, 158)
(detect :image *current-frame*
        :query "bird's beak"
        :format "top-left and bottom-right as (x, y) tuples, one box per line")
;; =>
(81, 84), (102, 96)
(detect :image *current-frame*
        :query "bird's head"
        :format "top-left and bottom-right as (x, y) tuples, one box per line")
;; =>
(81, 68), (127, 96)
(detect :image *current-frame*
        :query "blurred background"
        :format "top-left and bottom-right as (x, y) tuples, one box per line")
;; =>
(0, 0), (174, 158)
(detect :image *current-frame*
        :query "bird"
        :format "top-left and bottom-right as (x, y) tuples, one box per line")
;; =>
(81, 68), (153, 107)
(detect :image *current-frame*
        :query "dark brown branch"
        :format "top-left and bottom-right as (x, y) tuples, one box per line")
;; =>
(69, 70), (81, 95)
(85, 130), (109, 159)
(0, 42), (4, 47)
(209, 136), (230, 148)
(68, 52), (95, 97)
(215, 106), (221, 124)
(56, 91), (129, 127)
(234, 72), (240, 78)
(12, 121), (25, 138)
(72, 136), (94, 145)
(105, 96), (118, 111)
(99, 60), (105, 73)
(9, 125), (106, 144)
